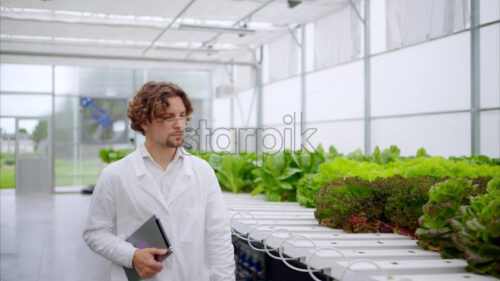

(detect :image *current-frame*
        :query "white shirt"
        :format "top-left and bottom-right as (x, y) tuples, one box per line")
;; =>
(139, 144), (184, 201)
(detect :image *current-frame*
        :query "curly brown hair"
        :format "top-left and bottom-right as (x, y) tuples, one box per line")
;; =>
(128, 81), (193, 135)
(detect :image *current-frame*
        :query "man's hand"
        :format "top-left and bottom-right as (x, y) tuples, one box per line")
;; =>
(132, 248), (168, 278)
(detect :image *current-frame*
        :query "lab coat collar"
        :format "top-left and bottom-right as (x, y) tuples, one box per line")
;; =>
(131, 145), (194, 210)
(134, 144), (193, 177)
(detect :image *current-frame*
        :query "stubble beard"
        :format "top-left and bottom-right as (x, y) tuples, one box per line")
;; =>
(166, 132), (184, 148)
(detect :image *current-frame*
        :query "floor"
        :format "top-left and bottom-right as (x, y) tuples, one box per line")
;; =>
(0, 190), (109, 281)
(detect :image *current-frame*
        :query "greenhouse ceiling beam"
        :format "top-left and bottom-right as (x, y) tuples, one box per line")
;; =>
(471, 0), (480, 155)
(186, 0), (276, 58)
(142, 0), (196, 55)
(0, 50), (257, 67)
(348, 0), (364, 23)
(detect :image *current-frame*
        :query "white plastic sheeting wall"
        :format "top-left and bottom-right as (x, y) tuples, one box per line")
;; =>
(233, 88), (257, 128)
(309, 121), (365, 153)
(481, 111), (500, 157)
(306, 60), (364, 122)
(210, 1), (499, 158)
(371, 32), (471, 117)
(372, 113), (471, 157)
(262, 77), (301, 126)
(480, 24), (500, 108)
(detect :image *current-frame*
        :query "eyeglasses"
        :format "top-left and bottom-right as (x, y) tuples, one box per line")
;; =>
(160, 116), (191, 126)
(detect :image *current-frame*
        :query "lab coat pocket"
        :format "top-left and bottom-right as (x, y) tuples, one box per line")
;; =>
(176, 207), (204, 246)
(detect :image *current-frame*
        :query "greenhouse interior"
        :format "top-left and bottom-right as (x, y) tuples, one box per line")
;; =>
(1, 0), (499, 280)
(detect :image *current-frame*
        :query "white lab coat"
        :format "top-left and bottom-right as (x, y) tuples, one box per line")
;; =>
(83, 148), (236, 281)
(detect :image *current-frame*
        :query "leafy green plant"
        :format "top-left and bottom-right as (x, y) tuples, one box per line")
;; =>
(98, 149), (133, 164)
(449, 155), (500, 166)
(297, 173), (328, 208)
(371, 145), (402, 164)
(446, 178), (500, 278)
(211, 153), (256, 193)
(251, 150), (302, 201)
(416, 179), (487, 258)
(314, 177), (393, 233)
(384, 176), (444, 233)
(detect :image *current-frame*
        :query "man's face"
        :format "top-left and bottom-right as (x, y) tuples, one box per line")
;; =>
(143, 96), (188, 148)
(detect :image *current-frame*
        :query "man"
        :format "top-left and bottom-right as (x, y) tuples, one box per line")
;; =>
(83, 81), (236, 281)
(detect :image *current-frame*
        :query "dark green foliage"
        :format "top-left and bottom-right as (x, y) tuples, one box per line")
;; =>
(315, 177), (378, 231)
(315, 175), (447, 235)
(314, 177), (396, 233)
(449, 155), (500, 166)
(384, 176), (444, 232)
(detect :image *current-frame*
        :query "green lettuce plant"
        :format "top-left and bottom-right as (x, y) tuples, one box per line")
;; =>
(99, 148), (133, 164)
(213, 153), (256, 193)
(448, 178), (500, 277)
(416, 179), (487, 258)
(251, 150), (302, 201)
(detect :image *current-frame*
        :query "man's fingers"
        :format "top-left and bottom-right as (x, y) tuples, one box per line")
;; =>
(148, 248), (168, 256)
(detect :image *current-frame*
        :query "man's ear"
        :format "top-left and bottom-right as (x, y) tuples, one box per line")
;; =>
(140, 122), (149, 134)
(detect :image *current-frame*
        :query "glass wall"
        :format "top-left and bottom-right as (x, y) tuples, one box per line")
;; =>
(1, 64), (211, 188)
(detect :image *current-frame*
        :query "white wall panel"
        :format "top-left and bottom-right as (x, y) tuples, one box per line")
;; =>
(481, 110), (500, 158)
(234, 88), (257, 128)
(480, 0), (500, 24)
(306, 60), (364, 122)
(212, 98), (230, 129)
(372, 32), (470, 116)
(262, 77), (301, 125)
(308, 120), (364, 154)
(371, 113), (470, 157)
(370, 0), (387, 54)
(480, 23), (500, 108)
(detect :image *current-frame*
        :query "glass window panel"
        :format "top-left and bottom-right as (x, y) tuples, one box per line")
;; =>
(263, 76), (301, 125)
(480, 23), (500, 108)
(0, 118), (15, 189)
(481, 110), (500, 158)
(17, 119), (48, 158)
(306, 60), (364, 122)
(54, 141), (76, 186)
(0, 64), (52, 93)
(79, 144), (107, 186)
(308, 120), (364, 154)
(54, 96), (78, 129)
(480, 0), (500, 24)
(371, 113), (470, 157)
(0, 94), (52, 117)
(55, 66), (134, 97)
(0, 117), (15, 134)
(372, 32), (470, 116)
(54, 128), (75, 144)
